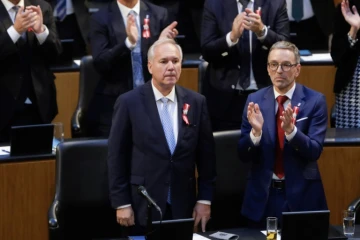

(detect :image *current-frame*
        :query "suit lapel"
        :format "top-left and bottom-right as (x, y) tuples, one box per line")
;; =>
(0, 2), (15, 31)
(262, 87), (276, 146)
(291, 84), (306, 116)
(110, 1), (126, 45)
(174, 86), (187, 155)
(141, 81), (171, 155)
(224, 0), (238, 31)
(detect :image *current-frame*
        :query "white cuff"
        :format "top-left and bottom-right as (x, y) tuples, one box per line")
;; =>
(250, 129), (262, 145)
(35, 25), (49, 45)
(285, 126), (297, 141)
(116, 204), (131, 209)
(7, 26), (21, 43)
(226, 32), (238, 47)
(125, 37), (136, 50)
(197, 200), (211, 205)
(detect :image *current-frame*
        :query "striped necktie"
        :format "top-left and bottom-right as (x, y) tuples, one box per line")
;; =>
(55, 0), (67, 21)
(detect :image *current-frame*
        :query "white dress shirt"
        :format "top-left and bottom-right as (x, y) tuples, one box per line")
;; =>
(286, 0), (315, 21)
(117, 0), (141, 50)
(250, 83), (298, 180)
(226, 0), (268, 91)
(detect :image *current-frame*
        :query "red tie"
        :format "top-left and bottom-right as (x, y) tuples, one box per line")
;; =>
(275, 95), (288, 179)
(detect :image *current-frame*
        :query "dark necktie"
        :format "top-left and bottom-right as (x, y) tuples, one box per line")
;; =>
(239, 0), (250, 90)
(275, 95), (288, 179)
(292, 0), (304, 22)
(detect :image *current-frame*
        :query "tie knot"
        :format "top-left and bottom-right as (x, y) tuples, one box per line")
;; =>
(238, 0), (249, 7)
(160, 97), (169, 104)
(276, 95), (288, 105)
(12, 5), (20, 12)
(128, 10), (137, 17)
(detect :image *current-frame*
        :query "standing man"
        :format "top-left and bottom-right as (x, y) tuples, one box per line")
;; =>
(201, 0), (289, 131)
(286, 0), (335, 51)
(86, 0), (178, 137)
(50, 0), (90, 57)
(0, 0), (62, 143)
(238, 41), (328, 227)
(107, 39), (216, 234)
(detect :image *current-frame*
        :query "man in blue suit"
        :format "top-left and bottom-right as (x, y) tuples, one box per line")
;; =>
(107, 38), (216, 234)
(238, 41), (328, 227)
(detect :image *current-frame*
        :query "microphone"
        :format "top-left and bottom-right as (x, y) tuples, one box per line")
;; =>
(137, 186), (162, 213)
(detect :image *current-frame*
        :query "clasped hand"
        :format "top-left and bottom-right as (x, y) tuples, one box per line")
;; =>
(14, 5), (44, 34)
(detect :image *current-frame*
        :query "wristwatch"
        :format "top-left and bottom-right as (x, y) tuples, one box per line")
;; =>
(256, 25), (266, 38)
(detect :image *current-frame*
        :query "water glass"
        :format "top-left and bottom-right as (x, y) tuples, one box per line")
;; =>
(266, 217), (277, 240)
(52, 122), (64, 151)
(343, 210), (356, 237)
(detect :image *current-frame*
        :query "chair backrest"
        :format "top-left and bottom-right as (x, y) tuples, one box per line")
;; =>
(50, 139), (122, 239)
(210, 130), (250, 230)
(197, 60), (208, 94)
(71, 55), (101, 138)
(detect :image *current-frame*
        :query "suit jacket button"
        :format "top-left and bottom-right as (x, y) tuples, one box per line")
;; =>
(237, 65), (240, 69)
(231, 85), (235, 89)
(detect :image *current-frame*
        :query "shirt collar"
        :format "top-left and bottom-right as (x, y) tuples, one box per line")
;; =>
(117, 0), (140, 18)
(1, 0), (24, 11)
(237, 0), (254, 6)
(151, 80), (176, 103)
(273, 83), (296, 101)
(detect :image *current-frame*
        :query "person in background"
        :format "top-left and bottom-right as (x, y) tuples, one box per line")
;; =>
(86, 0), (178, 137)
(331, 0), (360, 128)
(238, 41), (328, 227)
(287, 0), (335, 51)
(201, 0), (289, 131)
(107, 38), (216, 235)
(0, 0), (62, 143)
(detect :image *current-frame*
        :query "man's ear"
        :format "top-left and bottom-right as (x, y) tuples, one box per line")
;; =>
(148, 61), (152, 74)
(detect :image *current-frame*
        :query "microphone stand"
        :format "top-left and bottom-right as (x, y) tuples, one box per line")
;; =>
(146, 202), (152, 238)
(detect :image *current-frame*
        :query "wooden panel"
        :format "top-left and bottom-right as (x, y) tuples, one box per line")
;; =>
(297, 65), (337, 126)
(319, 146), (360, 225)
(0, 159), (55, 240)
(53, 72), (80, 138)
(178, 68), (199, 92)
(334, 0), (341, 5)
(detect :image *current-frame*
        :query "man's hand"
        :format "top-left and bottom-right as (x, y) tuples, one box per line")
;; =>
(280, 103), (295, 135)
(26, 5), (44, 34)
(116, 206), (135, 227)
(243, 8), (264, 36)
(13, 6), (36, 34)
(159, 21), (178, 39)
(126, 14), (138, 45)
(247, 102), (263, 136)
(192, 203), (211, 232)
(230, 13), (246, 42)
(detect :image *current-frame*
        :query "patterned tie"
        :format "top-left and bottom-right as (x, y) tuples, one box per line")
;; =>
(239, 1), (250, 89)
(128, 10), (145, 89)
(275, 95), (288, 179)
(159, 97), (176, 204)
(292, 0), (304, 22)
(54, 0), (67, 21)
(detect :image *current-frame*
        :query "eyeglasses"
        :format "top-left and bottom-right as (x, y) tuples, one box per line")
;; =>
(267, 62), (298, 72)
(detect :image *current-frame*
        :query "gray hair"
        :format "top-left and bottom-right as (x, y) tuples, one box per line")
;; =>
(268, 41), (300, 64)
(147, 38), (183, 62)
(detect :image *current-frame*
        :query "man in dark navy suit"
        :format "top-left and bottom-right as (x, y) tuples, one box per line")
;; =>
(238, 41), (328, 227)
(107, 39), (216, 234)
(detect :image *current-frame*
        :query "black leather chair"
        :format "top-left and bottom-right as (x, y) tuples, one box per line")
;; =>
(347, 197), (360, 224)
(209, 130), (251, 230)
(71, 55), (101, 138)
(48, 139), (122, 240)
(197, 60), (208, 94)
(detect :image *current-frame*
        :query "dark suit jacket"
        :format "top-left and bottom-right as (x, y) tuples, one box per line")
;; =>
(310, 0), (335, 37)
(200, 0), (289, 118)
(331, 3), (360, 94)
(87, 1), (169, 137)
(238, 84), (328, 221)
(107, 81), (216, 226)
(0, 0), (62, 132)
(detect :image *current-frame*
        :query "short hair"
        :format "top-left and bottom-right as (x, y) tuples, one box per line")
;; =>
(147, 38), (183, 62)
(268, 41), (300, 64)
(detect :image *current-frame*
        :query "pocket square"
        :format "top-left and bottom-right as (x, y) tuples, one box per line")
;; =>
(296, 117), (308, 122)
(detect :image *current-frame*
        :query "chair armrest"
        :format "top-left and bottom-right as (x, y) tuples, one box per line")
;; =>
(348, 197), (360, 212)
(48, 199), (59, 229)
(71, 108), (82, 138)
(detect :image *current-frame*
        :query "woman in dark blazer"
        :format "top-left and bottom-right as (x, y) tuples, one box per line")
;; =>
(331, 0), (360, 128)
